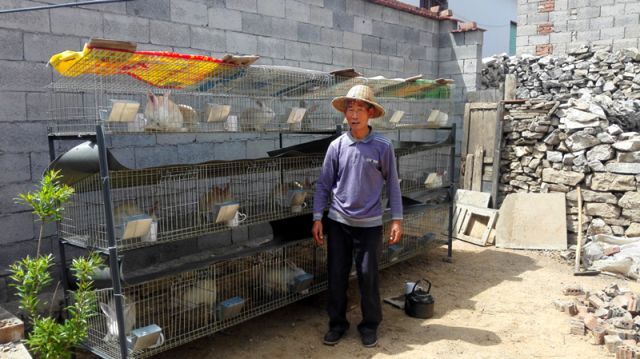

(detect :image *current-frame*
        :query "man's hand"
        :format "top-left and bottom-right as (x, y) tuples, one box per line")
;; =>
(312, 220), (324, 245)
(389, 220), (402, 245)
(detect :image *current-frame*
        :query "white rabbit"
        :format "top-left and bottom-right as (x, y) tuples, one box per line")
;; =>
(181, 279), (217, 308)
(239, 100), (275, 131)
(265, 261), (307, 295)
(144, 91), (184, 131)
(100, 296), (137, 342)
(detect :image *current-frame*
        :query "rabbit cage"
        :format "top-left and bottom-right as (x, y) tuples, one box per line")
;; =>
(46, 46), (455, 358)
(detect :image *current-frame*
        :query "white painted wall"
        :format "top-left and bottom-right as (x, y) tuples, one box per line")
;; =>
(449, 0), (517, 57)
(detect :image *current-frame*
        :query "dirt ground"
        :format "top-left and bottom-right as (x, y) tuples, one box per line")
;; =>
(84, 240), (638, 359)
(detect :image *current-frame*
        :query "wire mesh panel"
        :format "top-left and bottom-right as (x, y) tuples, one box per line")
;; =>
(61, 155), (323, 251)
(85, 239), (326, 359)
(396, 143), (452, 200)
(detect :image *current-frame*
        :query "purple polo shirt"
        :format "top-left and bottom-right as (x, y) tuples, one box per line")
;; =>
(313, 129), (403, 227)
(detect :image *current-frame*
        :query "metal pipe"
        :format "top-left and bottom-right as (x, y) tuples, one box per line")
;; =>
(96, 125), (129, 359)
(446, 123), (456, 261)
(0, 0), (130, 14)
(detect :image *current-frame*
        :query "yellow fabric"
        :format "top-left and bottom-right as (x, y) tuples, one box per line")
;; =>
(48, 45), (91, 76)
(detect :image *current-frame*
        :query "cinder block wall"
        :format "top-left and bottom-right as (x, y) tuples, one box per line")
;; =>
(0, 0), (482, 298)
(517, 0), (640, 56)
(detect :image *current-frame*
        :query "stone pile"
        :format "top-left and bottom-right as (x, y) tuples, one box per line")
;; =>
(499, 100), (640, 239)
(481, 46), (640, 131)
(556, 283), (640, 356)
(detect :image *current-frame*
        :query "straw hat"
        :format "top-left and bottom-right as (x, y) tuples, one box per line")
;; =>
(331, 85), (385, 119)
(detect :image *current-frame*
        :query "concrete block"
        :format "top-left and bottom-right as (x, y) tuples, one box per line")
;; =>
(409, 45), (426, 60)
(550, 32), (572, 45)
(0, 212), (35, 244)
(170, 0), (208, 25)
(464, 31), (483, 46)
(419, 31), (435, 47)
(332, 48), (353, 67)
(297, 61), (324, 71)
(107, 147), (135, 168)
(258, 0), (285, 17)
(50, 7), (103, 38)
(496, 193), (567, 250)
(463, 59), (479, 74)
(404, 58), (419, 74)
(285, 41), (311, 61)
(388, 56), (404, 73)
(324, 0), (347, 11)
(297, 23), (322, 43)
(614, 38), (639, 51)
(126, 0), (171, 20)
(150, 20), (190, 47)
(309, 44), (332, 64)
(452, 44), (481, 60)
(320, 28), (343, 47)
(577, 6), (600, 18)
(419, 61), (437, 77)
(0, 307), (24, 343)
(176, 143), (217, 164)
(404, 27), (420, 43)
(258, 37), (286, 59)
(346, 0), (365, 14)
(227, 0), (257, 13)
(601, 4), (626, 17)
(309, 6), (333, 27)
(156, 133), (197, 145)
(242, 12), (272, 35)
(0, 122), (48, 153)
(0, 29), (22, 61)
(285, 0), (310, 22)
(529, 34), (551, 46)
(382, 6), (401, 24)
(190, 26), (226, 52)
(0, 182), (35, 214)
(615, 14), (640, 27)
(363, 1), (384, 20)
(212, 140), (247, 161)
(226, 31), (258, 55)
(334, 12), (354, 32)
(29, 151), (52, 182)
(208, 8), (242, 32)
(0, 153), (30, 184)
(589, 16), (614, 30)
(343, 32), (362, 50)
(362, 35), (380, 54)
(246, 138), (276, 158)
(353, 51), (372, 69)
(601, 27), (626, 40)
(371, 54), (389, 71)
(352, 16), (373, 35)
(438, 60), (464, 76)
(380, 38), (397, 56)
(0, 92), (26, 122)
(576, 30), (600, 42)
(0, 0), (50, 32)
(271, 17), (298, 41)
(103, 13), (150, 43)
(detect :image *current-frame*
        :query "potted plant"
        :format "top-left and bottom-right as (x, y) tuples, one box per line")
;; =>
(9, 169), (103, 359)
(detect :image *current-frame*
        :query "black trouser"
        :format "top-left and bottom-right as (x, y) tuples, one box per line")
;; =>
(326, 218), (383, 336)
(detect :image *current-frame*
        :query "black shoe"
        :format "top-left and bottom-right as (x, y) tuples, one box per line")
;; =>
(323, 330), (345, 346)
(361, 332), (378, 348)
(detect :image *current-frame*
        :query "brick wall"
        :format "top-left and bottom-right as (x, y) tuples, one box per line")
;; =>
(517, 0), (640, 56)
(0, 0), (482, 292)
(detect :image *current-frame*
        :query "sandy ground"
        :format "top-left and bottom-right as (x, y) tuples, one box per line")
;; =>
(83, 240), (638, 359)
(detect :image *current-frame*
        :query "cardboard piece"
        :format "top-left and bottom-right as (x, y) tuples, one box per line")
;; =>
(107, 100), (140, 122)
(207, 104), (231, 122)
(496, 193), (567, 250)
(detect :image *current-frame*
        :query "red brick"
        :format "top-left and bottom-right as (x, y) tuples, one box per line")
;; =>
(584, 313), (599, 330)
(537, 23), (554, 34)
(605, 246), (621, 256)
(439, 9), (453, 17)
(458, 21), (478, 31)
(538, 0), (555, 12)
(588, 295), (605, 309)
(536, 44), (554, 56)
(592, 325), (606, 345)
(0, 318), (24, 344)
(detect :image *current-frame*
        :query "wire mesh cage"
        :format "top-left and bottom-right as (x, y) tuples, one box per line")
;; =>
(395, 142), (453, 201)
(86, 239), (326, 359)
(61, 155), (324, 251)
(47, 47), (453, 135)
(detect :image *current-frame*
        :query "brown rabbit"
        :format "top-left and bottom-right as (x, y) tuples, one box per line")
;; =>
(198, 183), (232, 215)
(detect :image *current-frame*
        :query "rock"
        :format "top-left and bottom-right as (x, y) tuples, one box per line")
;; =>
(613, 139), (640, 152)
(528, 158), (541, 169)
(544, 131), (562, 145)
(542, 168), (585, 186)
(623, 209), (640, 222)
(590, 173), (636, 191)
(597, 132), (616, 144)
(619, 192), (640, 209)
(513, 146), (531, 158)
(566, 132), (600, 151)
(617, 151), (640, 163)
(604, 217), (631, 226)
(626, 223), (640, 237)
(566, 189), (617, 204)
(611, 225), (625, 236)
(586, 145), (615, 161)
(585, 203), (621, 218)
(563, 108), (600, 129)
(587, 218), (613, 235)
(605, 162), (640, 174)
(588, 160), (606, 172)
(547, 151), (563, 162)
(563, 153), (576, 165)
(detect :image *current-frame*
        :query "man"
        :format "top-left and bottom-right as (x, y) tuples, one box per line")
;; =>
(312, 84), (403, 348)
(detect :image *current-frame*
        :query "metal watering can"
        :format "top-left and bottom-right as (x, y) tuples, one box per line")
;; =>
(404, 279), (434, 319)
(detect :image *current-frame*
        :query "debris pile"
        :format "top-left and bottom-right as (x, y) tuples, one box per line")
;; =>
(556, 283), (640, 356)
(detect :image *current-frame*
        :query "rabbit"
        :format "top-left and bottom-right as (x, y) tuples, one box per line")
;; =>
(271, 180), (305, 207)
(113, 200), (143, 227)
(198, 183), (232, 216)
(239, 100), (276, 131)
(144, 91), (184, 131)
(100, 296), (137, 342)
(265, 261), (307, 295)
(181, 278), (217, 308)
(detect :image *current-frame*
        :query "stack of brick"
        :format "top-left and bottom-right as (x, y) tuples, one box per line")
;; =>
(556, 283), (640, 355)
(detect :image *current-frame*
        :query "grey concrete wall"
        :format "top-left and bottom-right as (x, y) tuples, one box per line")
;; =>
(0, 0), (482, 297)
(517, 0), (640, 56)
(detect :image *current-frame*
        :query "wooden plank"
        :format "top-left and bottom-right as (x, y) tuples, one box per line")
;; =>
(469, 103), (499, 110)
(504, 74), (516, 100)
(463, 153), (474, 190)
(472, 146), (483, 192)
(462, 103), (471, 155)
(466, 105), (497, 159)
(491, 103), (504, 208)
(454, 204), (499, 246)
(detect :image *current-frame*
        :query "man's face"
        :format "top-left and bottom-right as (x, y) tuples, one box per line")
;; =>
(345, 100), (374, 132)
